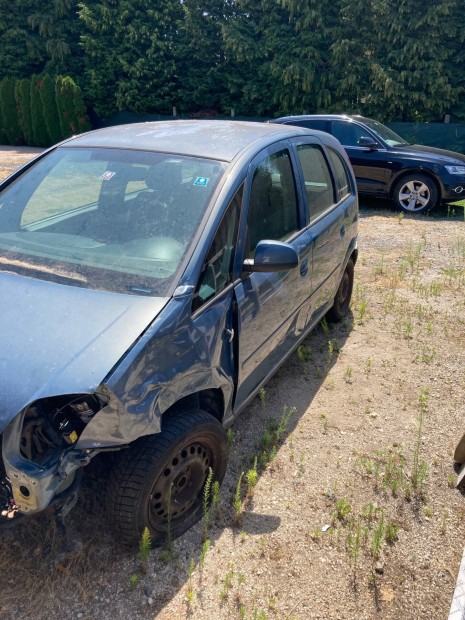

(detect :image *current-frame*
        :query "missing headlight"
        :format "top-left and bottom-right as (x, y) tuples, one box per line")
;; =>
(20, 394), (106, 465)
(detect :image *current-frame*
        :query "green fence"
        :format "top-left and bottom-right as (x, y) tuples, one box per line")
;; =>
(386, 122), (465, 154)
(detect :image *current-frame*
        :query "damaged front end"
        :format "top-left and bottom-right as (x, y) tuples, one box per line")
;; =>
(0, 393), (107, 525)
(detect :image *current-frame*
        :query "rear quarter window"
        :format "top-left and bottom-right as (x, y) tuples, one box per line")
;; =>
(326, 148), (352, 202)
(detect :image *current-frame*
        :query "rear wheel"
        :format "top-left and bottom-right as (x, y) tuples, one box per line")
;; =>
(393, 174), (438, 214)
(107, 409), (228, 545)
(327, 259), (354, 322)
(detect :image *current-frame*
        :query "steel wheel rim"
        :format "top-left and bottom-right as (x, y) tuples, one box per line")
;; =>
(398, 180), (430, 212)
(148, 440), (213, 530)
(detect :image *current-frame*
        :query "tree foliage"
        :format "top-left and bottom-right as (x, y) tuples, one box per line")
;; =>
(0, 77), (23, 144)
(79, 0), (182, 117)
(0, 0), (464, 124)
(55, 75), (91, 138)
(30, 76), (51, 146)
(40, 73), (62, 144)
(15, 78), (34, 145)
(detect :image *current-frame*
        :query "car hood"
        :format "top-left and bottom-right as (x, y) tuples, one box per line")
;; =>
(393, 144), (465, 165)
(0, 271), (169, 432)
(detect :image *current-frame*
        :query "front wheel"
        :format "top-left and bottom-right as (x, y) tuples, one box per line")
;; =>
(393, 174), (438, 214)
(107, 409), (229, 545)
(327, 259), (354, 322)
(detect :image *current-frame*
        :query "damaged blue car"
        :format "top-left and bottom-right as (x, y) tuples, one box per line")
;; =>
(0, 120), (358, 543)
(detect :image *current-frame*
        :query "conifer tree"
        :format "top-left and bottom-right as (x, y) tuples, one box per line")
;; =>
(30, 75), (51, 146)
(0, 0), (44, 79)
(79, 0), (182, 117)
(176, 0), (234, 114)
(27, 0), (84, 78)
(55, 75), (91, 139)
(369, 0), (460, 120)
(15, 78), (34, 145)
(0, 77), (23, 144)
(40, 74), (62, 144)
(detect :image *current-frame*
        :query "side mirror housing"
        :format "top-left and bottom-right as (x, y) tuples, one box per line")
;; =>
(357, 136), (379, 150)
(243, 240), (299, 273)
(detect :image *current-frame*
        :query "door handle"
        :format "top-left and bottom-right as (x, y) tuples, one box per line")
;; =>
(340, 225), (346, 238)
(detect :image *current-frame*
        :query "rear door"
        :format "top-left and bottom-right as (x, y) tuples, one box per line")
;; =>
(291, 138), (356, 324)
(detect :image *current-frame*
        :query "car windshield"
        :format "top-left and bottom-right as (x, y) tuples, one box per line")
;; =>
(0, 147), (226, 295)
(359, 118), (409, 147)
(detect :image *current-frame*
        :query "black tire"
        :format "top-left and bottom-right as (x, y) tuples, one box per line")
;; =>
(107, 409), (228, 545)
(327, 259), (354, 322)
(454, 433), (465, 464)
(393, 174), (438, 214)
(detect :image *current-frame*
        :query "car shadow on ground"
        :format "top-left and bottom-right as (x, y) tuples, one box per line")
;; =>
(0, 312), (354, 619)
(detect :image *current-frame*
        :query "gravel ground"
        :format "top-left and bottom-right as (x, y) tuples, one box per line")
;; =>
(1, 147), (465, 620)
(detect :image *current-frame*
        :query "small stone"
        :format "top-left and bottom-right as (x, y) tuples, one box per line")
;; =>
(375, 562), (384, 575)
(148, 597), (154, 606)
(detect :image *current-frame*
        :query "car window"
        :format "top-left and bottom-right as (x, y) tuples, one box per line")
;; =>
(326, 148), (351, 202)
(296, 144), (335, 222)
(192, 186), (242, 311)
(247, 150), (299, 256)
(285, 119), (327, 132)
(331, 121), (372, 147)
(0, 147), (226, 296)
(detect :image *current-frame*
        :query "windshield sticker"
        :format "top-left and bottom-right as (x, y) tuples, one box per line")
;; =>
(100, 171), (116, 181)
(194, 177), (209, 187)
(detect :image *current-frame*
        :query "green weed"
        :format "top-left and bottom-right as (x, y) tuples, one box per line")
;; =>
(371, 511), (385, 559)
(139, 526), (152, 567)
(219, 563), (235, 601)
(297, 344), (312, 363)
(333, 499), (351, 522)
(319, 412), (329, 434)
(385, 522), (399, 544)
(203, 467), (214, 540)
(129, 573), (139, 588)
(412, 389), (428, 495)
(233, 472), (244, 524)
(199, 538), (211, 568)
(246, 457), (258, 492)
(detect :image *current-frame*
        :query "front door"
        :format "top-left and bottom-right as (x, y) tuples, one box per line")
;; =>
(233, 144), (312, 411)
(330, 120), (389, 195)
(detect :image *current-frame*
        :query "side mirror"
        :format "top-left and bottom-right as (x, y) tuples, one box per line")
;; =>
(243, 240), (299, 273)
(357, 136), (379, 150)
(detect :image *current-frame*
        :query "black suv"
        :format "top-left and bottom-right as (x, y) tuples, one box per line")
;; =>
(271, 115), (465, 214)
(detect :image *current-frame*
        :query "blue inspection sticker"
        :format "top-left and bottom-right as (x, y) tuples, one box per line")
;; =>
(194, 177), (209, 187)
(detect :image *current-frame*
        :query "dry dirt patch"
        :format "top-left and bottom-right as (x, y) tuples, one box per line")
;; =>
(0, 148), (465, 620)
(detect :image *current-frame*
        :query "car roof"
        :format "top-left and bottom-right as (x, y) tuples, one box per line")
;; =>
(63, 120), (315, 163)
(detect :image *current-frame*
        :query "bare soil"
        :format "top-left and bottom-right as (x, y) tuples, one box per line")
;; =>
(1, 147), (465, 620)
